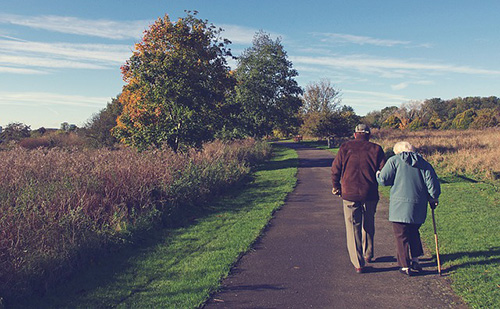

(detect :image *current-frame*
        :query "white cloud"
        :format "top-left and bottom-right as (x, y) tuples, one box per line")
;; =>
(0, 34), (28, 42)
(314, 33), (411, 47)
(344, 89), (408, 101)
(290, 55), (500, 77)
(342, 90), (410, 114)
(0, 38), (131, 72)
(391, 82), (410, 90)
(0, 39), (131, 63)
(0, 55), (107, 69)
(391, 80), (433, 90)
(0, 66), (47, 74)
(0, 13), (148, 40)
(219, 24), (258, 45)
(219, 24), (285, 46)
(0, 91), (109, 108)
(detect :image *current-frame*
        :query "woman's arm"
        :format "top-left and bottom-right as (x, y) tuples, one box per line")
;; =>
(377, 157), (396, 186)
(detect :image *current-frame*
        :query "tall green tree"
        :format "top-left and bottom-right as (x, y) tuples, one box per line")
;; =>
(84, 96), (123, 147)
(113, 12), (235, 151)
(234, 31), (302, 137)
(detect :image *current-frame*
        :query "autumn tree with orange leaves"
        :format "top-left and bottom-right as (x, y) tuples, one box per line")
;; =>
(113, 12), (235, 151)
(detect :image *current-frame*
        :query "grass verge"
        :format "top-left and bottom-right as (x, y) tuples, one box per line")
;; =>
(17, 144), (298, 308)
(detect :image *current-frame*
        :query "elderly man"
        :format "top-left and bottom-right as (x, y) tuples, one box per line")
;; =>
(331, 124), (386, 273)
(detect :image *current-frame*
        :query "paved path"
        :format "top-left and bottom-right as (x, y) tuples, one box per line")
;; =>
(204, 143), (466, 309)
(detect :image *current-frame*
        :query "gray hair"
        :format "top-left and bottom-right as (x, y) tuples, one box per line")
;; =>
(393, 141), (415, 154)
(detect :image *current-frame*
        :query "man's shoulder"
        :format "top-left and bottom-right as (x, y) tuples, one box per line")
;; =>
(368, 140), (383, 148)
(340, 139), (383, 150)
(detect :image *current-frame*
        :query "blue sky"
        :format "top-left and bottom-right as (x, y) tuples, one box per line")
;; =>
(1, 0), (499, 129)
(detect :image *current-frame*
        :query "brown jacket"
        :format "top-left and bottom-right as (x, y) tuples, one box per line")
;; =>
(331, 135), (386, 202)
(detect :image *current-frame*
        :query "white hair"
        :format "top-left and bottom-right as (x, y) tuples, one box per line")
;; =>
(393, 141), (415, 154)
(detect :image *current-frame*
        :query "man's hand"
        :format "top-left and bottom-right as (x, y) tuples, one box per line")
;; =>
(332, 187), (341, 196)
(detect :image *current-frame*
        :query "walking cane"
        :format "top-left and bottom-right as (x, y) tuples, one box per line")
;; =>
(431, 206), (442, 276)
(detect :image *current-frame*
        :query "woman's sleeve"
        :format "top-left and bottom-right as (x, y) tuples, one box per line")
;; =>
(424, 163), (441, 199)
(377, 157), (396, 186)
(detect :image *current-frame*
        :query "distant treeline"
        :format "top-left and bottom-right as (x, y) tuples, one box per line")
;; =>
(363, 96), (500, 130)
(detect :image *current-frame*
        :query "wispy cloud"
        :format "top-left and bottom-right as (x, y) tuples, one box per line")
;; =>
(342, 90), (410, 113)
(0, 55), (107, 70)
(0, 13), (148, 40)
(219, 24), (284, 45)
(391, 80), (433, 90)
(0, 37), (131, 72)
(0, 66), (47, 74)
(0, 91), (109, 108)
(290, 55), (500, 77)
(0, 39), (130, 64)
(219, 24), (258, 45)
(313, 33), (411, 47)
(344, 89), (409, 101)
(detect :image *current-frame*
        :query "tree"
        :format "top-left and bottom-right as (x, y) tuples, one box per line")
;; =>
(84, 96), (123, 147)
(60, 122), (70, 132)
(427, 113), (443, 129)
(234, 31), (302, 138)
(451, 108), (476, 129)
(37, 127), (46, 135)
(408, 117), (426, 131)
(393, 100), (426, 130)
(113, 12), (235, 151)
(339, 105), (361, 136)
(469, 108), (498, 129)
(302, 79), (341, 114)
(422, 98), (447, 121)
(382, 115), (402, 129)
(0, 122), (31, 142)
(299, 79), (357, 138)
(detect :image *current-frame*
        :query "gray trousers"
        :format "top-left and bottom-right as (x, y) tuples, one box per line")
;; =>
(342, 200), (377, 268)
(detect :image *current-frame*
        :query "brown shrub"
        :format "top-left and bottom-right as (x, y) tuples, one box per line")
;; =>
(0, 138), (270, 301)
(18, 137), (51, 149)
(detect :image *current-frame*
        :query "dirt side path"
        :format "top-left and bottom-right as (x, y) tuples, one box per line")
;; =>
(204, 143), (466, 309)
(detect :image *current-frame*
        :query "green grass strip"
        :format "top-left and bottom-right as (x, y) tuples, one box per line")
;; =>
(20, 144), (298, 308)
(421, 182), (499, 308)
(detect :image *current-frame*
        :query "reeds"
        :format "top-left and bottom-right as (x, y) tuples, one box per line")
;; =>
(0, 138), (270, 301)
(372, 128), (500, 180)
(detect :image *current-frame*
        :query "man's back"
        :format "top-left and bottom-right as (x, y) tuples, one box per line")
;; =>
(331, 139), (385, 202)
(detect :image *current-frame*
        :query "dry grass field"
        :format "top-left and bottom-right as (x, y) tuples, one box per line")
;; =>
(372, 128), (500, 182)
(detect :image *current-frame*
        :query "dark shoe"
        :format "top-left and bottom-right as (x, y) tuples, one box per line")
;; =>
(399, 268), (414, 277)
(355, 267), (364, 274)
(365, 257), (372, 263)
(411, 261), (423, 272)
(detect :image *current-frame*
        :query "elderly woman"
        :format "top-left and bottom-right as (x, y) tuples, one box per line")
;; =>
(376, 141), (441, 276)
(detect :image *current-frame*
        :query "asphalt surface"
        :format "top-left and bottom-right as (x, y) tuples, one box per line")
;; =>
(204, 143), (467, 309)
